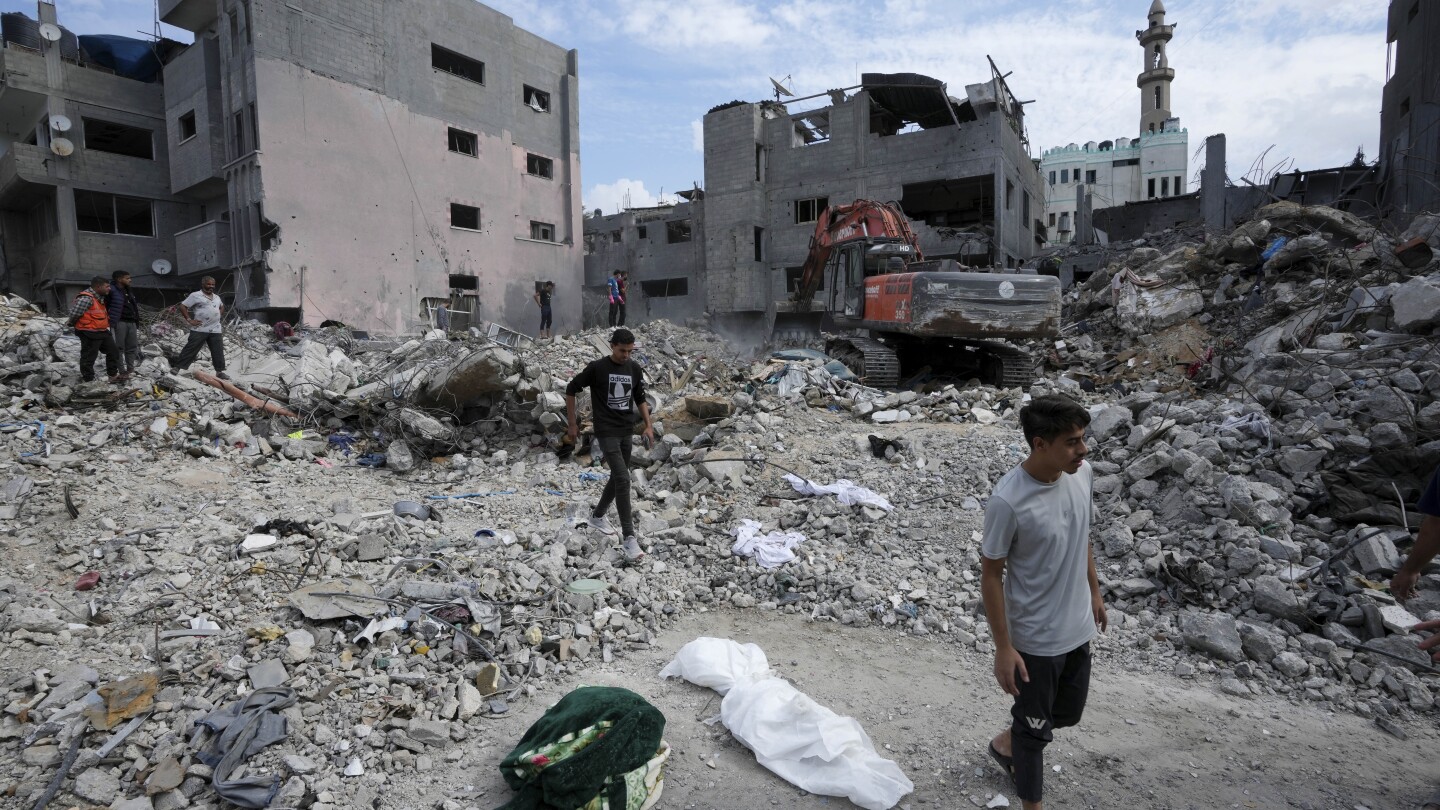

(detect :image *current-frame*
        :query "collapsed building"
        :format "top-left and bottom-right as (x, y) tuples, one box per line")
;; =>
(0, 0), (582, 336)
(581, 193), (705, 325)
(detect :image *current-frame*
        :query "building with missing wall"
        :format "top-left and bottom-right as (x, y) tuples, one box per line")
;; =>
(1038, 0), (1188, 246)
(581, 193), (705, 327)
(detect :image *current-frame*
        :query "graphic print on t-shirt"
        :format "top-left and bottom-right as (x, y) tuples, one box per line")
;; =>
(607, 372), (633, 412)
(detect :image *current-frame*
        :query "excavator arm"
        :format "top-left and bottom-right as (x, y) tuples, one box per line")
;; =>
(790, 200), (924, 310)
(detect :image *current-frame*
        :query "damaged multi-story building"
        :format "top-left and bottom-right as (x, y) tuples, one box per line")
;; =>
(581, 193), (705, 325)
(0, 0), (581, 335)
(158, 0), (581, 335)
(700, 65), (1044, 335)
(0, 4), (193, 312)
(1378, 0), (1439, 225)
(1037, 0), (1188, 247)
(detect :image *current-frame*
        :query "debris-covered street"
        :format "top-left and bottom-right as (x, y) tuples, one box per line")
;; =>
(0, 200), (1437, 808)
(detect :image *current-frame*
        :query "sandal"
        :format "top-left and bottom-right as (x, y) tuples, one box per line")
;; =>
(987, 741), (1016, 789)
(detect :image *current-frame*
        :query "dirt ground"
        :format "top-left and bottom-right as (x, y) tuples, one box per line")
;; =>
(387, 609), (1437, 810)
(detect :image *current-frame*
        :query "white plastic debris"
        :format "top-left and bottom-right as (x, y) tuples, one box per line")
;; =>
(659, 637), (913, 810)
(730, 520), (805, 569)
(783, 474), (893, 511)
(986, 794), (1011, 808)
(240, 534), (278, 553)
(353, 616), (407, 644)
(344, 756), (364, 776)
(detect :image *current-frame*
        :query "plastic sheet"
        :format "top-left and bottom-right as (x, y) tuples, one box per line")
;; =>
(730, 519), (804, 568)
(784, 473), (894, 511)
(659, 637), (913, 810)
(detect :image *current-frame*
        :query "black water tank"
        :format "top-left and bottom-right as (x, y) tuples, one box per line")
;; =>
(1, 13), (41, 50)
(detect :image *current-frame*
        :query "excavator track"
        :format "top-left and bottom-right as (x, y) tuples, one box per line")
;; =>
(826, 336), (901, 389)
(968, 340), (1039, 389)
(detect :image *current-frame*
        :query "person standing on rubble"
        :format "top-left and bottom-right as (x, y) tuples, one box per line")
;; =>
(535, 280), (555, 339)
(607, 271), (625, 327)
(171, 276), (228, 380)
(980, 394), (1106, 810)
(66, 276), (123, 384)
(564, 328), (653, 563)
(107, 270), (142, 376)
(1392, 464), (1440, 810)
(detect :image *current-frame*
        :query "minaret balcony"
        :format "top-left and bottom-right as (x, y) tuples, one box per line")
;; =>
(1137, 67), (1176, 86)
(1137, 24), (1175, 45)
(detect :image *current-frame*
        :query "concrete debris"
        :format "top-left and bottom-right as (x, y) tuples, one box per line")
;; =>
(0, 205), (1436, 808)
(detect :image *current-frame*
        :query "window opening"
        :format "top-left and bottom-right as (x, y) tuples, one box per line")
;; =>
(523, 85), (550, 112)
(1085, 169), (1097, 183)
(1161, 177), (1170, 196)
(233, 110), (245, 156)
(1048, 170), (1055, 185)
(1005, 179), (1014, 210)
(179, 111), (197, 142)
(450, 203), (479, 230)
(1060, 169), (1069, 184)
(526, 153), (554, 178)
(249, 102), (259, 151)
(1154, 85), (1162, 111)
(530, 221), (556, 241)
(75, 190), (153, 236)
(637, 225), (647, 239)
(448, 274), (478, 290)
(755, 144), (766, 181)
(753, 226), (764, 261)
(610, 230), (622, 243)
(640, 278), (689, 297)
(794, 196), (828, 224)
(432, 44), (485, 84)
(666, 219), (692, 243)
(448, 127), (477, 156)
(1174, 176), (1182, 194)
(791, 111), (830, 146)
(83, 118), (153, 160)
(1147, 178), (1156, 198)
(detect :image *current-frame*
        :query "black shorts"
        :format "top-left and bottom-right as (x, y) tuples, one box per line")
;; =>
(1010, 641), (1091, 803)
(540, 305), (552, 329)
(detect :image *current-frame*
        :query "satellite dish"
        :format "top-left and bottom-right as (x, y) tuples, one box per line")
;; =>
(49, 114), (71, 132)
(769, 76), (794, 99)
(38, 23), (61, 42)
(50, 137), (73, 157)
(151, 259), (172, 275)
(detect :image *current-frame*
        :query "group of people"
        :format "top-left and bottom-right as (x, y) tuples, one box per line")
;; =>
(67, 274), (228, 383)
(562, 328), (1440, 809)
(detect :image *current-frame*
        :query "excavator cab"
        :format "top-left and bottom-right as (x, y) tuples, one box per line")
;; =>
(829, 240), (916, 322)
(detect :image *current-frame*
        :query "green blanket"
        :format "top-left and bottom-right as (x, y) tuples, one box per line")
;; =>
(496, 686), (667, 810)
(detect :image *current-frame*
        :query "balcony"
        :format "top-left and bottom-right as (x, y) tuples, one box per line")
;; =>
(1136, 67), (1176, 87)
(174, 220), (231, 275)
(0, 143), (54, 206)
(159, 0), (217, 31)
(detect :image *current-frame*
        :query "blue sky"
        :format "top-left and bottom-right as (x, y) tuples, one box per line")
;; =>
(10, 0), (1388, 214)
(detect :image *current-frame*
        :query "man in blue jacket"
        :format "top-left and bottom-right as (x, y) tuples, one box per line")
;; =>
(107, 271), (142, 375)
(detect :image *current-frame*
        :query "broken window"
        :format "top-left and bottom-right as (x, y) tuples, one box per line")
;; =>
(794, 197), (828, 225)
(1112, 157), (1140, 167)
(753, 226), (764, 262)
(640, 278), (689, 298)
(1148, 178), (1156, 199)
(83, 118), (153, 160)
(1005, 180), (1014, 210)
(1048, 212), (1056, 227)
(526, 153), (554, 179)
(432, 44), (485, 85)
(530, 221), (556, 241)
(1154, 85), (1162, 111)
(448, 274), (478, 291)
(610, 230), (621, 243)
(523, 85), (550, 112)
(1048, 171), (1056, 185)
(451, 203), (480, 230)
(1085, 170), (1097, 183)
(1161, 176), (1169, 196)
(179, 111), (197, 142)
(637, 225), (647, 239)
(666, 219), (692, 243)
(448, 127), (477, 156)
(232, 110), (245, 157)
(755, 144), (766, 181)
(1060, 169), (1069, 184)
(791, 111), (830, 147)
(75, 190), (153, 236)
(1174, 176), (1182, 194)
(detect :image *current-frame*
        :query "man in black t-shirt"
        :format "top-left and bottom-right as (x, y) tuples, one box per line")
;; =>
(565, 328), (654, 562)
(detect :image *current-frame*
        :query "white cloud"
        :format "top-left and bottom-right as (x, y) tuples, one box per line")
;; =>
(585, 178), (659, 215)
(615, 0), (776, 51)
(690, 119), (704, 153)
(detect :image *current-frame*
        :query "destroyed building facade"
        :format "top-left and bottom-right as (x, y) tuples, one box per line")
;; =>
(157, 0), (581, 335)
(1039, 0), (1188, 246)
(1379, 0), (1439, 225)
(0, 4), (195, 313)
(581, 195), (705, 326)
(701, 66), (1044, 334)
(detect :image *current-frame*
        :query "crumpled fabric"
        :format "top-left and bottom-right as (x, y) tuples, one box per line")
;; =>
(731, 519), (804, 569)
(1219, 412), (1272, 446)
(784, 474), (893, 511)
(194, 686), (297, 809)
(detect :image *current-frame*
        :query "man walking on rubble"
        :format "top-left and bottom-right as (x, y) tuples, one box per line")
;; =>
(66, 276), (123, 384)
(171, 276), (228, 379)
(535, 280), (555, 339)
(1390, 464), (1440, 810)
(607, 270), (626, 327)
(564, 328), (653, 563)
(980, 394), (1106, 810)
(108, 270), (142, 375)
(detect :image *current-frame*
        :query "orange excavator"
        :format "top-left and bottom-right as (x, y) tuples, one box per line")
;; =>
(776, 199), (1061, 388)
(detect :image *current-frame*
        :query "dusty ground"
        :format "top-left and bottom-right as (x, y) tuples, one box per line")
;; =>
(383, 610), (1436, 810)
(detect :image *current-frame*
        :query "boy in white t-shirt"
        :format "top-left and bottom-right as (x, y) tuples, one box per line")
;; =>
(171, 276), (228, 379)
(981, 394), (1107, 810)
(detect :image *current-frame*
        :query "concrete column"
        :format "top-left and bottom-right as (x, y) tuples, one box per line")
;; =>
(39, 1), (79, 286)
(1075, 184), (1093, 246)
(1202, 134), (1227, 232)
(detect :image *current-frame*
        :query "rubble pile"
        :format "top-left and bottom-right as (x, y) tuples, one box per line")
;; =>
(0, 204), (1437, 807)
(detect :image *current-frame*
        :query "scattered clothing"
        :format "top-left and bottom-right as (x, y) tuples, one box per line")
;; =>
(731, 519), (805, 569)
(194, 686), (298, 809)
(783, 474), (893, 511)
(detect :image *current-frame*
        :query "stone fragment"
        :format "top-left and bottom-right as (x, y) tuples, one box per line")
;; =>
(408, 719), (451, 746)
(1392, 274), (1440, 331)
(386, 440), (416, 473)
(1251, 576), (1307, 622)
(1179, 612), (1244, 662)
(1271, 651), (1309, 678)
(1352, 533), (1401, 576)
(1089, 406), (1133, 443)
(74, 768), (122, 804)
(1379, 603), (1421, 634)
(1238, 622), (1287, 663)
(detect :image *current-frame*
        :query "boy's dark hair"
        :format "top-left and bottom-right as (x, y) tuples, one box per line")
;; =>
(1019, 394), (1090, 449)
(90, 275), (109, 287)
(610, 328), (635, 345)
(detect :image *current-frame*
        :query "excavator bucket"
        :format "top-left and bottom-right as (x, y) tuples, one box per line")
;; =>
(772, 310), (826, 342)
